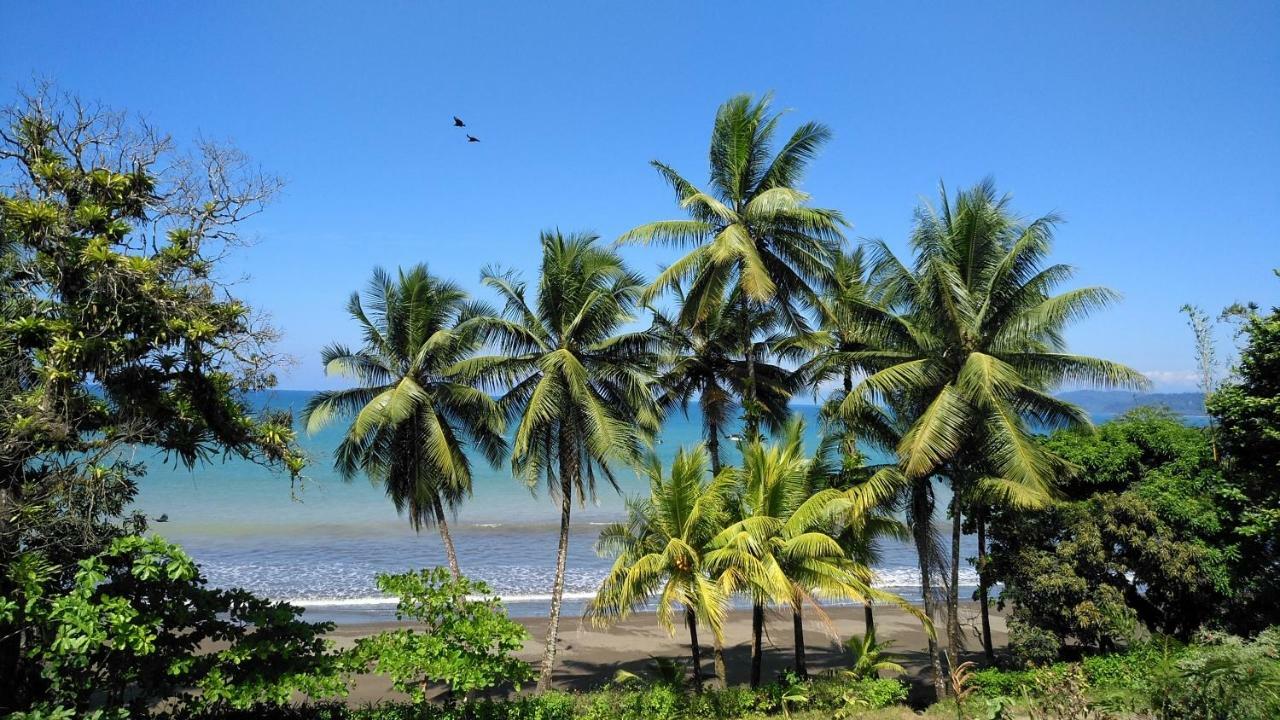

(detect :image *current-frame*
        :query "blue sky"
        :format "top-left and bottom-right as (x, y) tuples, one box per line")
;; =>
(4, 1), (1277, 391)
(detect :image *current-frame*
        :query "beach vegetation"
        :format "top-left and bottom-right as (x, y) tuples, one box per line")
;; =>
(0, 85), (307, 713)
(347, 568), (532, 703)
(0, 535), (346, 717)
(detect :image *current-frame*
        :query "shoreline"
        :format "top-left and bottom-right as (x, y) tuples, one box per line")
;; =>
(324, 601), (1004, 705)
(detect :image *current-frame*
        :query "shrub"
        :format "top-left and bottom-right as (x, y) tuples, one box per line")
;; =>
(579, 686), (683, 720)
(346, 569), (532, 703)
(1009, 619), (1062, 668)
(0, 536), (346, 717)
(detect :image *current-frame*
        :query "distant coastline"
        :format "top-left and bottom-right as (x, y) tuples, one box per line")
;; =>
(1057, 390), (1206, 416)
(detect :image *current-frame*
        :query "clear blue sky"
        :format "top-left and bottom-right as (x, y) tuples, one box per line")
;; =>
(4, 1), (1277, 391)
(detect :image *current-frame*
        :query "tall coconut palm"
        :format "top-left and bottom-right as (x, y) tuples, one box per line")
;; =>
(301, 266), (506, 577)
(840, 179), (1148, 697)
(651, 284), (795, 475)
(587, 445), (734, 692)
(460, 231), (660, 691)
(620, 93), (844, 436)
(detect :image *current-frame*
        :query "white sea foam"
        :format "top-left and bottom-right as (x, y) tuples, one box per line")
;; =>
(287, 591), (601, 608)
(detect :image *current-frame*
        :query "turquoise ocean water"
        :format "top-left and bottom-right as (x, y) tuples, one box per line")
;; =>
(135, 392), (1175, 622)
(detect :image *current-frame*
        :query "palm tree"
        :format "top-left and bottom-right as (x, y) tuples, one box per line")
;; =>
(301, 266), (506, 577)
(710, 417), (909, 683)
(650, 284), (795, 475)
(840, 179), (1148, 697)
(620, 93), (844, 436)
(460, 231), (660, 691)
(587, 445), (734, 692)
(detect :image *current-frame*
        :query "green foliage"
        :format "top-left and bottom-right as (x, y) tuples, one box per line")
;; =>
(1205, 292), (1280, 632)
(0, 535), (345, 716)
(0, 87), (304, 711)
(1105, 628), (1280, 720)
(844, 629), (905, 679)
(347, 568), (532, 702)
(989, 410), (1231, 656)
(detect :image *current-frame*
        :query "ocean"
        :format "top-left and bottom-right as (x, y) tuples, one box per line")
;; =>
(132, 390), (992, 623)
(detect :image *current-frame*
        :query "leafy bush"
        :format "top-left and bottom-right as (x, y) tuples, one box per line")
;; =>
(347, 569), (533, 703)
(579, 685), (683, 720)
(1123, 628), (1280, 720)
(0, 536), (346, 717)
(1009, 618), (1063, 668)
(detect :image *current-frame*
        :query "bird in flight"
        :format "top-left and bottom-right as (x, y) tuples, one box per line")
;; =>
(453, 116), (466, 127)
(467, 134), (480, 143)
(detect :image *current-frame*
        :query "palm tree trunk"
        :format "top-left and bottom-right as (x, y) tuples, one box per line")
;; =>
(750, 601), (765, 688)
(948, 494), (963, 666)
(686, 607), (704, 693)
(863, 602), (875, 637)
(741, 301), (758, 438)
(432, 496), (461, 578)
(538, 428), (578, 691)
(914, 486), (946, 701)
(792, 605), (808, 679)
(977, 512), (994, 663)
(707, 417), (722, 476)
(713, 638), (728, 689)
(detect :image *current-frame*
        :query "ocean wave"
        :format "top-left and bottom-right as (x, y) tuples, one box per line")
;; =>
(287, 591), (601, 608)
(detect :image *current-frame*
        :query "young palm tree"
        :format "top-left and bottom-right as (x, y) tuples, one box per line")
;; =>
(301, 266), (506, 577)
(809, 429), (911, 638)
(651, 284), (795, 474)
(710, 417), (911, 683)
(840, 179), (1148, 696)
(460, 231), (660, 691)
(587, 445), (734, 692)
(620, 93), (844, 435)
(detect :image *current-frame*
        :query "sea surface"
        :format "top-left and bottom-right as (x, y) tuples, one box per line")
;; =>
(132, 391), (1190, 623)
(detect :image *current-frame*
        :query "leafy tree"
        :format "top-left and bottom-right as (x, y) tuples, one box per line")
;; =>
(301, 266), (506, 577)
(588, 445), (734, 692)
(347, 568), (532, 703)
(0, 86), (303, 709)
(839, 180), (1145, 695)
(462, 231), (660, 690)
(621, 93), (843, 434)
(0, 535), (345, 717)
(1205, 282), (1280, 631)
(987, 409), (1231, 662)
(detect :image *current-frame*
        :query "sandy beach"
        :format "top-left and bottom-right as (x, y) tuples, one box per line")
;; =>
(326, 602), (1005, 705)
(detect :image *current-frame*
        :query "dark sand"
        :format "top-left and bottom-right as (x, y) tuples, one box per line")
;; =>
(327, 602), (1005, 705)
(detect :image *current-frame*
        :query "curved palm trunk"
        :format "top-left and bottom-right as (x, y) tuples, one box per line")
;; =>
(913, 485), (946, 700)
(750, 601), (765, 687)
(948, 494), (963, 665)
(791, 605), (808, 679)
(432, 496), (461, 578)
(686, 607), (704, 693)
(977, 512), (994, 663)
(538, 427), (579, 691)
(863, 602), (875, 637)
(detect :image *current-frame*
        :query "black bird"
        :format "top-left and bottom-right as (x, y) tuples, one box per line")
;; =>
(466, 134), (480, 143)
(453, 116), (465, 127)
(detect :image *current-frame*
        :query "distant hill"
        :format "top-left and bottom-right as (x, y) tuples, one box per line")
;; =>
(1057, 390), (1206, 416)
